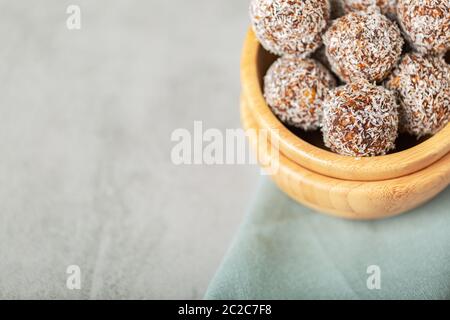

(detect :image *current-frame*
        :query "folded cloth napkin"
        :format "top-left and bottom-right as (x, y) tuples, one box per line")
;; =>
(205, 177), (450, 299)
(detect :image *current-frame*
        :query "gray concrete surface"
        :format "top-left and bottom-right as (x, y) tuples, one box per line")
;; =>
(0, 0), (258, 299)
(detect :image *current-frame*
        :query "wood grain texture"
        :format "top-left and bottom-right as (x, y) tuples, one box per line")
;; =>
(241, 28), (450, 181)
(241, 96), (450, 220)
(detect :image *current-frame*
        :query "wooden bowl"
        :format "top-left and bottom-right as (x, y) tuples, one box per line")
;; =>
(241, 29), (450, 219)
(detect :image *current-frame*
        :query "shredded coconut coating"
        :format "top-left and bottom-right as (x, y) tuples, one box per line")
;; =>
(341, 0), (398, 18)
(397, 0), (450, 54)
(322, 80), (399, 156)
(264, 56), (337, 130)
(249, 0), (330, 57)
(323, 8), (404, 83)
(385, 53), (450, 137)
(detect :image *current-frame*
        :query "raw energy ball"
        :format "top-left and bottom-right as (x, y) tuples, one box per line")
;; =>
(323, 8), (404, 83)
(249, 0), (330, 56)
(264, 56), (336, 130)
(386, 53), (450, 137)
(341, 0), (397, 18)
(397, 0), (450, 54)
(322, 80), (399, 156)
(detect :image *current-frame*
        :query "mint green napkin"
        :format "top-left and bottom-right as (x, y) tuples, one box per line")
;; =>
(205, 178), (450, 299)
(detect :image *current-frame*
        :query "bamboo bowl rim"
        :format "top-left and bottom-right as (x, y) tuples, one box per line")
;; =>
(241, 95), (450, 219)
(241, 29), (450, 181)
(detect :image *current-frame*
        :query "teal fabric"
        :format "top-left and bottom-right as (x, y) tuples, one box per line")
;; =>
(205, 178), (450, 300)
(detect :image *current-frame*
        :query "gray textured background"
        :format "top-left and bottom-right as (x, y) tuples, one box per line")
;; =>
(0, 0), (258, 299)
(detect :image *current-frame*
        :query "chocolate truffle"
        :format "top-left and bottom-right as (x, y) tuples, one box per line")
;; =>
(323, 8), (404, 83)
(264, 56), (336, 130)
(386, 53), (450, 137)
(341, 0), (397, 18)
(322, 80), (399, 157)
(397, 0), (450, 54)
(249, 0), (330, 57)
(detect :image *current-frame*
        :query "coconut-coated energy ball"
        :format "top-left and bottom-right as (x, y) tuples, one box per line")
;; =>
(322, 80), (399, 157)
(397, 0), (450, 54)
(264, 56), (337, 130)
(385, 53), (450, 137)
(341, 0), (397, 18)
(323, 8), (404, 83)
(249, 0), (330, 57)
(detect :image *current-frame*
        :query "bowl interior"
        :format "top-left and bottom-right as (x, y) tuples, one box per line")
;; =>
(256, 46), (430, 155)
(243, 29), (450, 181)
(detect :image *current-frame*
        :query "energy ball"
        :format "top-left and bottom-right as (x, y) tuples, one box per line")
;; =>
(249, 0), (330, 57)
(397, 0), (450, 54)
(385, 53), (450, 137)
(322, 80), (399, 157)
(264, 56), (336, 130)
(341, 0), (397, 18)
(323, 8), (404, 83)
